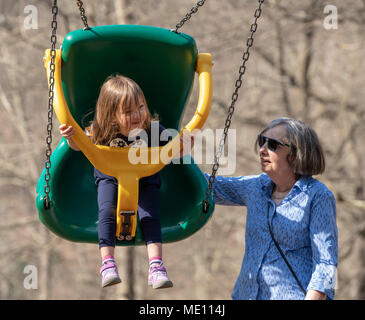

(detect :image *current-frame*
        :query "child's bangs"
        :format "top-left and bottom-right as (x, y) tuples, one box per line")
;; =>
(119, 83), (146, 112)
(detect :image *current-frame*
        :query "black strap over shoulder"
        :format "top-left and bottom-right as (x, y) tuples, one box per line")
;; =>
(267, 204), (307, 295)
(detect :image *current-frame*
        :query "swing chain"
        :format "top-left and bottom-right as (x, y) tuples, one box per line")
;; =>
(76, 0), (90, 30)
(203, 0), (265, 213)
(44, 0), (58, 210)
(171, 0), (206, 33)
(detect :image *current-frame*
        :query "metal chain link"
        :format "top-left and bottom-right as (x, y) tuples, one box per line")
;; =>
(76, 0), (90, 30)
(44, 0), (58, 209)
(171, 0), (206, 33)
(203, 0), (265, 213)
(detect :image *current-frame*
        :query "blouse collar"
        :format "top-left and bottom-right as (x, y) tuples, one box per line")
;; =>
(260, 173), (313, 197)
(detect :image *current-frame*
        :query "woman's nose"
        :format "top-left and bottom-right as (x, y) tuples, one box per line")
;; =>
(259, 143), (269, 154)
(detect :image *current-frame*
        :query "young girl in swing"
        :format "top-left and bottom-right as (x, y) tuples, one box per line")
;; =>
(59, 74), (190, 289)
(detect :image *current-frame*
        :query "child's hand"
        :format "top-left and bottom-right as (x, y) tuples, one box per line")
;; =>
(59, 124), (75, 140)
(59, 124), (80, 151)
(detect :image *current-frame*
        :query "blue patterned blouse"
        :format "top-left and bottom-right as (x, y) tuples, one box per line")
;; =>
(204, 173), (338, 300)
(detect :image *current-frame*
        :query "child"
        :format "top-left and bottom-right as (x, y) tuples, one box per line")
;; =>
(59, 75), (189, 289)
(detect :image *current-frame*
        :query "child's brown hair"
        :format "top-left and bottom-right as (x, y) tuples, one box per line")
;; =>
(86, 74), (156, 145)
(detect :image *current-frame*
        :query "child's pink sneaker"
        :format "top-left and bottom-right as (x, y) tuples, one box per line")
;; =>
(100, 260), (121, 288)
(148, 265), (173, 289)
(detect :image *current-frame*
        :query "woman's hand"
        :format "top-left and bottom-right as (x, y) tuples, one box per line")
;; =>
(171, 131), (195, 160)
(305, 289), (326, 300)
(59, 124), (80, 151)
(179, 131), (195, 158)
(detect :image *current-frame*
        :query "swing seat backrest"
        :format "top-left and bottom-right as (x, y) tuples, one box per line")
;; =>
(61, 25), (197, 129)
(36, 25), (214, 245)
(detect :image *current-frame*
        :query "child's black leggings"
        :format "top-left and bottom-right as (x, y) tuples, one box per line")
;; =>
(94, 168), (162, 247)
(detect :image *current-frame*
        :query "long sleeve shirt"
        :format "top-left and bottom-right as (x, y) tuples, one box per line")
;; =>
(204, 173), (338, 300)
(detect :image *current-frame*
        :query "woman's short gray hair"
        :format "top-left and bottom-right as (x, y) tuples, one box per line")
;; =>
(255, 117), (326, 176)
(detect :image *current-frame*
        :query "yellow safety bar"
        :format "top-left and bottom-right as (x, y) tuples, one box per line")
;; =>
(44, 49), (212, 240)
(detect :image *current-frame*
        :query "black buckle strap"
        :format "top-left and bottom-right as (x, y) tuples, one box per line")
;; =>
(118, 211), (135, 241)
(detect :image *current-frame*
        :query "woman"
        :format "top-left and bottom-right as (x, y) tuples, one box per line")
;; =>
(204, 118), (338, 300)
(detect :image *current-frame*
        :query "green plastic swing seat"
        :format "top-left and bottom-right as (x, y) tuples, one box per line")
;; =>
(35, 25), (215, 245)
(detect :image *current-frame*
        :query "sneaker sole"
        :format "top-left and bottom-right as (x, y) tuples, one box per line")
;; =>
(149, 280), (173, 289)
(102, 277), (122, 288)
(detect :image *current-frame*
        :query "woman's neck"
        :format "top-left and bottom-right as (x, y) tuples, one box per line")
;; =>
(271, 173), (300, 193)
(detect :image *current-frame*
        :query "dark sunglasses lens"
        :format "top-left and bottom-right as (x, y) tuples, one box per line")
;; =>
(258, 135), (279, 151)
(267, 139), (278, 151)
(258, 135), (265, 147)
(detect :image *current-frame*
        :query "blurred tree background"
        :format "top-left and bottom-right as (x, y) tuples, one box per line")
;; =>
(0, 0), (364, 299)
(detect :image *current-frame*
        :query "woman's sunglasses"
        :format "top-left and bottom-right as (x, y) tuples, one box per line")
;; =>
(257, 134), (290, 152)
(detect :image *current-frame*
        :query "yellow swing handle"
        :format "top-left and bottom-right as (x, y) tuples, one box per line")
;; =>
(44, 49), (213, 239)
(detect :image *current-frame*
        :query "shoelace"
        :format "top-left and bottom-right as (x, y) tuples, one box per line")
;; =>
(150, 266), (166, 274)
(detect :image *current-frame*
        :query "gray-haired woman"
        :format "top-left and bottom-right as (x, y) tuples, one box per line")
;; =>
(204, 118), (338, 300)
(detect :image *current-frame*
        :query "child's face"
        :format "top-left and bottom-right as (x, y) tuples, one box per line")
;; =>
(118, 101), (148, 136)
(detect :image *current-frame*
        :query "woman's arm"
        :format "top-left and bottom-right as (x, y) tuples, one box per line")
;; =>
(202, 174), (264, 206)
(307, 190), (338, 300)
(59, 124), (80, 151)
(175, 130), (257, 207)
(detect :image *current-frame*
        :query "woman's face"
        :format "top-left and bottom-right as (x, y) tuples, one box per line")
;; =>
(259, 124), (293, 177)
(118, 101), (148, 136)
